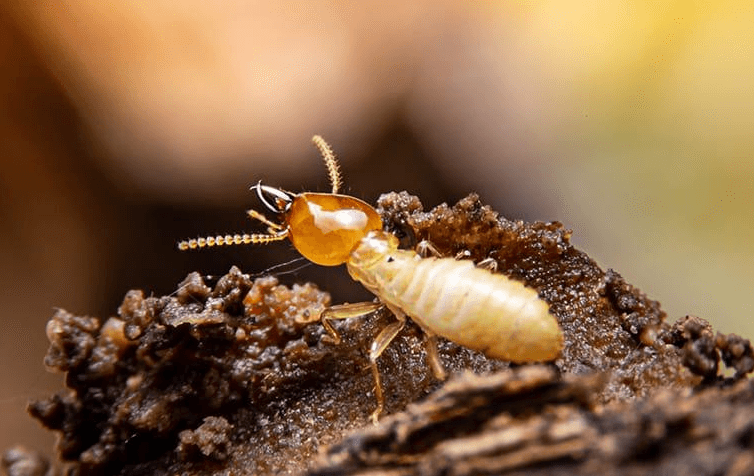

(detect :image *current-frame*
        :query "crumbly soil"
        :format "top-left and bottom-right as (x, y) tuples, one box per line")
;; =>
(4, 193), (753, 476)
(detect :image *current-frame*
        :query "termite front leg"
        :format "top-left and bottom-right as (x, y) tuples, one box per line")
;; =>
(320, 302), (384, 344)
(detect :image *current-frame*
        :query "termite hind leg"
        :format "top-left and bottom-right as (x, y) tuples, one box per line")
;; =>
(320, 302), (384, 344)
(476, 257), (498, 272)
(454, 248), (499, 272)
(416, 240), (442, 258)
(454, 249), (471, 260)
(424, 332), (447, 381)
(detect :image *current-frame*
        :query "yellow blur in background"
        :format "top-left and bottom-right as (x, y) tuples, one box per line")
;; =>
(1, 0), (753, 457)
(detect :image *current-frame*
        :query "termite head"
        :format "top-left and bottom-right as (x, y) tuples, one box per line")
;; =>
(283, 191), (382, 266)
(178, 136), (383, 267)
(254, 181), (383, 266)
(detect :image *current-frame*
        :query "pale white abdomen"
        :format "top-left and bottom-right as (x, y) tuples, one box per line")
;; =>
(350, 249), (562, 363)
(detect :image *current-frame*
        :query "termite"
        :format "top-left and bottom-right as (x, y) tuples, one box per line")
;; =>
(178, 135), (563, 422)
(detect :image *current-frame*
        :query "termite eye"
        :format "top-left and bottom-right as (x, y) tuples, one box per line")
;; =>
(285, 193), (382, 266)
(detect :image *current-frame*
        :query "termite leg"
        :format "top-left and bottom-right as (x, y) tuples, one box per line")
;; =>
(454, 249), (471, 260)
(320, 302), (384, 344)
(368, 303), (407, 424)
(455, 249), (499, 272)
(476, 257), (498, 272)
(416, 240), (442, 258)
(424, 332), (447, 381)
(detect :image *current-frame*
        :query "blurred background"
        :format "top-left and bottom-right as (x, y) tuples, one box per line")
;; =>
(2, 0), (753, 458)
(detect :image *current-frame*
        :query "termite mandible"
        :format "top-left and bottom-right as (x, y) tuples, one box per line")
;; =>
(178, 135), (564, 422)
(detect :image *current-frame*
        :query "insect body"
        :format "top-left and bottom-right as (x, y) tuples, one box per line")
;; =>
(347, 231), (561, 363)
(179, 136), (563, 421)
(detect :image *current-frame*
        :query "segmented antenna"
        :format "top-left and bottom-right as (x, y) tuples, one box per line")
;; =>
(178, 231), (288, 251)
(311, 135), (342, 194)
(179, 136), (343, 252)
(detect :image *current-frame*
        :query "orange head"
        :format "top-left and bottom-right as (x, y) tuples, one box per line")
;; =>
(177, 135), (383, 266)
(252, 184), (383, 266)
(285, 193), (383, 265)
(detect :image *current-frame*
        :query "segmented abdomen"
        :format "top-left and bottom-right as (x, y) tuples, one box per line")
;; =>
(372, 253), (562, 362)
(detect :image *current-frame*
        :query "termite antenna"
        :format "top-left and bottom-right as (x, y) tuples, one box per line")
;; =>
(179, 183), (295, 252)
(312, 135), (342, 194)
(177, 231), (288, 251)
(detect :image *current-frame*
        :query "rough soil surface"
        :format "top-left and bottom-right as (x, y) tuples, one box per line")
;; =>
(4, 192), (753, 476)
